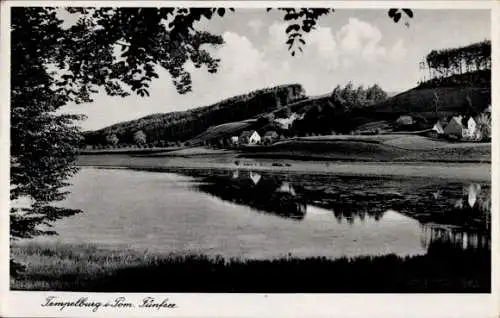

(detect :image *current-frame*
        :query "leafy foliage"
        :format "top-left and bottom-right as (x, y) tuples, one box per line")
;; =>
(11, 8), (84, 235)
(106, 133), (119, 145)
(388, 8), (413, 26)
(289, 83), (388, 135)
(133, 130), (147, 145)
(10, 7), (225, 247)
(476, 111), (491, 141)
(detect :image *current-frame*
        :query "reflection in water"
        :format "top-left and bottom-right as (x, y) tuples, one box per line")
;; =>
(249, 172), (261, 185)
(39, 167), (490, 260)
(420, 224), (490, 250)
(278, 182), (296, 196)
(467, 183), (481, 208)
(177, 168), (491, 253)
(197, 170), (306, 220)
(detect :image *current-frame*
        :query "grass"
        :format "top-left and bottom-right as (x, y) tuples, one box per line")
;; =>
(11, 241), (490, 293)
(79, 147), (183, 155)
(360, 86), (490, 116)
(147, 146), (236, 157)
(245, 136), (491, 163)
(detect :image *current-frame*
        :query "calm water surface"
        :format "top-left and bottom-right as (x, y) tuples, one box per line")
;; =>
(30, 167), (490, 259)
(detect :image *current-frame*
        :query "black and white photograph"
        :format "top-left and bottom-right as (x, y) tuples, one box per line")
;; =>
(1, 1), (498, 317)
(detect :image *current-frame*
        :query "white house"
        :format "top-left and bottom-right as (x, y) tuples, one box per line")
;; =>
(432, 121), (445, 134)
(239, 130), (261, 145)
(274, 112), (304, 130)
(463, 117), (478, 140)
(230, 136), (239, 144)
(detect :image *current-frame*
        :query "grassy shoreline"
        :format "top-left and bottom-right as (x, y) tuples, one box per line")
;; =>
(11, 242), (490, 293)
(77, 154), (491, 182)
(79, 135), (491, 163)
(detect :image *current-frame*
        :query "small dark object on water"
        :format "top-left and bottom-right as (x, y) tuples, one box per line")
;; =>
(272, 162), (284, 167)
(285, 163), (292, 167)
(234, 160), (240, 166)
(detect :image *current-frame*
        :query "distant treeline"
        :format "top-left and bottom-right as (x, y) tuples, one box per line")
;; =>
(82, 84), (306, 147)
(420, 40), (491, 84)
(418, 69), (490, 89)
(287, 83), (388, 136)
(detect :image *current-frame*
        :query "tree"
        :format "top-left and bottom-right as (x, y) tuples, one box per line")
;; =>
(10, 6), (413, 275)
(354, 85), (367, 107)
(341, 81), (356, 106)
(106, 133), (119, 146)
(433, 91), (440, 117)
(133, 130), (147, 145)
(366, 84), (388, 104)
(424, 40), (491, 84)
(331, 84), (347, 109)
(476, 112), (491, 141)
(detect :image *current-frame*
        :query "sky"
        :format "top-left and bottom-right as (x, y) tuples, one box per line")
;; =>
(58, 9), (491, 130)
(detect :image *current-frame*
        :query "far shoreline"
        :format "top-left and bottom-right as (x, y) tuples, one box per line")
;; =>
(77, 154), (491, 182)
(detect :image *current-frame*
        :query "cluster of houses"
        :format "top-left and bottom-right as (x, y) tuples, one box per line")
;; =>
(396, 105), (491, 141)
(229, 130), (280, 147)
(430, 111), (489, 141)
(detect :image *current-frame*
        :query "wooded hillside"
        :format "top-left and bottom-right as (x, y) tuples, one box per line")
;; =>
(83, 84), (306, 146)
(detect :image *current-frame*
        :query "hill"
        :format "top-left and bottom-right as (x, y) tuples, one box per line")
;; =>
(350, 84), (490, 129)
(241, 135), (491, 163)
(82, 69), (491, 149)
(205, 71), (490, 142)
(82, 84), (306, 147)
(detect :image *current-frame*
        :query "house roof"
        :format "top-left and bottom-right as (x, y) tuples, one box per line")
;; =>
(447, 116), (464, 128)
(239, 130), (257, 138)
(434, 120), (445, 128)
(396, 115), (413, 124)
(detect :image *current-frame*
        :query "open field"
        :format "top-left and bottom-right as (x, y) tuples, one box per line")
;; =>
(146, 146), (236, 157)
(11, 241), (490, 293)
(245, 135), (491, 162)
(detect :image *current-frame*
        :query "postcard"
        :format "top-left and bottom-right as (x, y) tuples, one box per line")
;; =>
(0, 1), (498, 317)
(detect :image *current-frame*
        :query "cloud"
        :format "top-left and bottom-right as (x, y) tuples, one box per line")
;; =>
(388, 39), (408, 61)
(267, 22), (339, 71)
(267, 18), (393, 71)
(216, 32), (267, 78)
(336, 17), (386, 62)
(305, 26), (340, 70)
(247, 19), (264, 34)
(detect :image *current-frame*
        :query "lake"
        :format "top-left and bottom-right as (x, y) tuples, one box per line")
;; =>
(28, 167), (490, 259)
